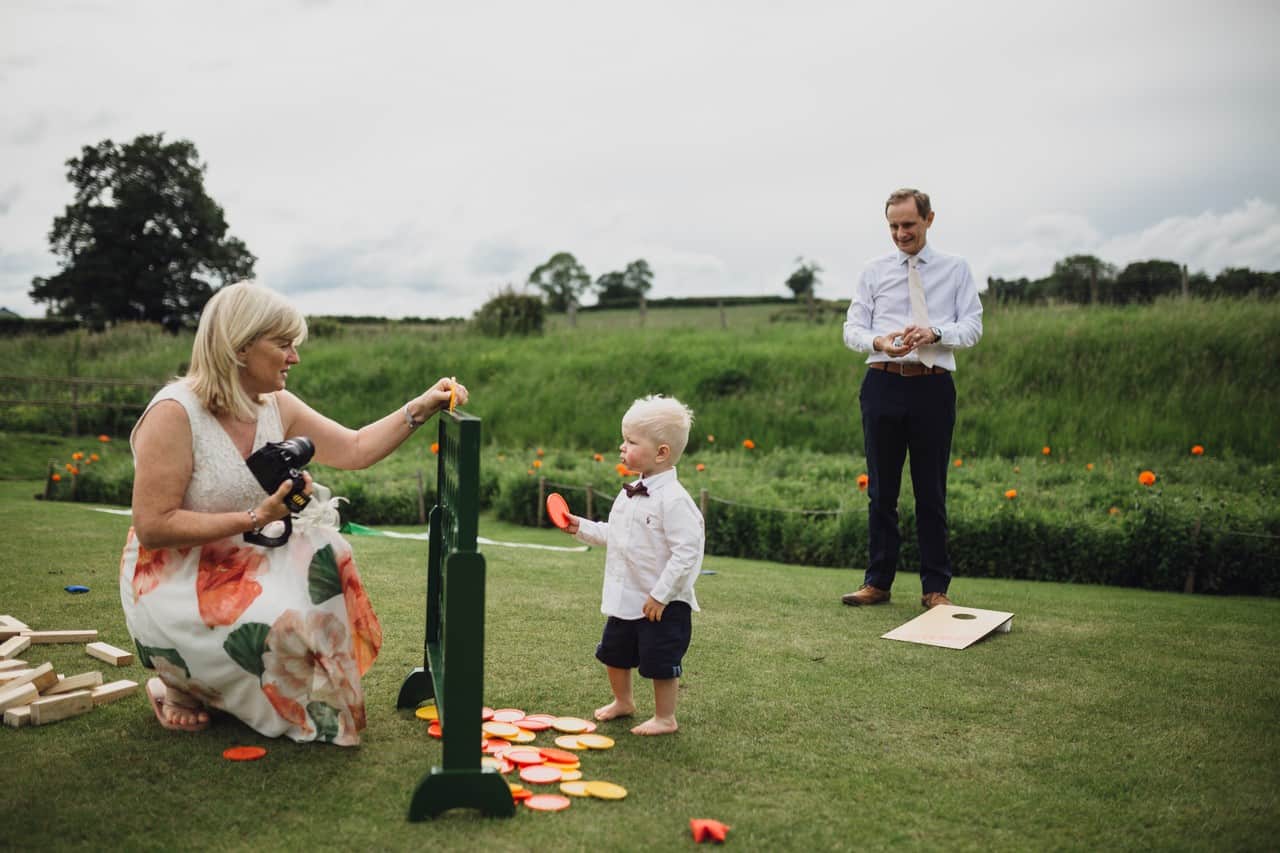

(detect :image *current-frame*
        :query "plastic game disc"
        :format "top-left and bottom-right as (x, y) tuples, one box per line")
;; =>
(545, 761), (580, 772)
(577, 734), (615, 750)
(584, 781), (628, 800)
(524, 794), (571, 812)
(492, 708), (525, 723)
(554, 735), (586, 750)
(560, 769), (583, 782)
(538, 747), (580, 764)
(523, 714), (557, 724)
(414, 705), (438, 721)
(505, 748), (544, 766)
(560, 780), (591, 797)
(515, 717), (551, 731)
(482, 721), (521, 739)
(222, 746), (267, 761)
(520, 765), (564, 785)
(427, 721), (443, 738)
(511, 788), (533, 801)
(480, 706), (496, 721)
(506, 729), (534, 743)
(546, 493), (571, 529)
(552, 717), (590, 733)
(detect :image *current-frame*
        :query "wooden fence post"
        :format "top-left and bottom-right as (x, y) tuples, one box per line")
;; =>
(416, 469), (427, 525)
(585, 484), (594, 521)
(537, 476), (546, 527)
(718, 300), (727, 329)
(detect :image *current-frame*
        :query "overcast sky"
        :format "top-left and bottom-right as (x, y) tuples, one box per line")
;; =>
(3, 0), (1278, 319)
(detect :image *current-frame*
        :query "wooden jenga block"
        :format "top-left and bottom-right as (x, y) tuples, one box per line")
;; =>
(86, 641), (134, 666)
(1, 661), (57, 694)
(21, 630), (98, 644)
(0, 635), (31, 660)
(91, 679), (139, 706)
(0, 681), (39, 711)
(3, 704), (31, 728)
(45, 671), (104, 696)
(30, 689), (93, 725)
(0, 668), (35, 685)
(0, 616), (29, 641)
(0, 659), (28, 672)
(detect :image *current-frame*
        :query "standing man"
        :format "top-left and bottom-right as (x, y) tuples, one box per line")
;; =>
(841, 189), (983, 609)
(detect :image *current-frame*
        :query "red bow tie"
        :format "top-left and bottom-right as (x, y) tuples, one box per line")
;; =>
(623, 482), (648, 498)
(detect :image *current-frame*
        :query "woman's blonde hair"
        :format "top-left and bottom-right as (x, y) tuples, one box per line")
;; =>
(184, 282), (307, 421)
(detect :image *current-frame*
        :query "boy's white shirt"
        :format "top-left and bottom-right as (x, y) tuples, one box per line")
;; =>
(574, 467), (704, 619)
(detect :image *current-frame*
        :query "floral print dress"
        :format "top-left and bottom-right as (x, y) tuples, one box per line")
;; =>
(119, 382), (382, 746)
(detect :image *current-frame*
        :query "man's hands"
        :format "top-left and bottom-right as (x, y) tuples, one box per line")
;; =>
(642, 595), (666, 622)
(874, 324), (938, 356)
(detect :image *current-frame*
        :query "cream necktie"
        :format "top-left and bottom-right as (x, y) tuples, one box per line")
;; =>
(907, 255), (937, 368)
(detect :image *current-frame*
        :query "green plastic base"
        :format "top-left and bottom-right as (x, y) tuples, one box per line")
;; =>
(397, 667), (434, 709)
(408, 767), (516, 820)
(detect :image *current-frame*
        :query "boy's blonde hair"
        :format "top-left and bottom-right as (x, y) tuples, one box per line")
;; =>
(184, 281), (308, 421)
(622, 395), (694, 463)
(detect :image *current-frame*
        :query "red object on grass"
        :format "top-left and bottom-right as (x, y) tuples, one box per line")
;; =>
(223, 746), (267, 761)
(690, 818), (730, 843)
(546, 493), (571, 529)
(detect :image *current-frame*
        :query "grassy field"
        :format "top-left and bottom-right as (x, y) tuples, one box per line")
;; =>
(2, 478), (1278, 852)
(3, 297), (1279, 461)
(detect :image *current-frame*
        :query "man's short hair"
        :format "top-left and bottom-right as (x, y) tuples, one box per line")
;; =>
(622, 395), (694, 463)
(885, 188), (931, 219)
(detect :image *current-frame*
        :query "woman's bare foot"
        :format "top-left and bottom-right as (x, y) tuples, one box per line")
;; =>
(631, 716), (678, 736)
(594, 699), (636, 721)
(147, 677), (211, 732)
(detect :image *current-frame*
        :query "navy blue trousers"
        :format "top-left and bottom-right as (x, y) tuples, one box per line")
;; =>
(859, 368), (956, 594)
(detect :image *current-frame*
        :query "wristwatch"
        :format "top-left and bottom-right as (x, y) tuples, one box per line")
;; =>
(930, 326), (942, 344)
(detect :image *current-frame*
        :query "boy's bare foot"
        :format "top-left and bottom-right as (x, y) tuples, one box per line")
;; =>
(146, 677), (211, 732)
(593, 699), (635, 721)
(631, 716), (678, 736)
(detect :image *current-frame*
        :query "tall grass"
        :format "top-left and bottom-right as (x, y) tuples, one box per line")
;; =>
(3, 298), (1278, 460)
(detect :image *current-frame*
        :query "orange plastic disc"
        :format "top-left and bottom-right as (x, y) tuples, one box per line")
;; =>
(523, 714), (557, 724)
(520, 765), (564, 785)
(505, 748), (544, 766)
(511, 788), (533, 801)
(427, 721), (443, 739)
(546, 493), (571, 529)
(222, 746), (267, 761)
(515, 717), (551, 732)
(538, 747), (580, 764)
(480, 706), (495, 721)
(524, 794), (571, 812)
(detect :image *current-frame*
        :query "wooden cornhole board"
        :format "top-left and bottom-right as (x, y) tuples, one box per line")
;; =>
(882, 605), (1013, 649)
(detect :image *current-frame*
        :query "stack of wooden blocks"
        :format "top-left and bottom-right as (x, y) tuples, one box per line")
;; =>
(0, 614), (139, 728)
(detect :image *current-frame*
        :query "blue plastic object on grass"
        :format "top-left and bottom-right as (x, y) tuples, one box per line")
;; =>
(65, 584), (90, 594)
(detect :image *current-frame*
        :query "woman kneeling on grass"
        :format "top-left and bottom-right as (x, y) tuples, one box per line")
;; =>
(121, 281), (467, 745)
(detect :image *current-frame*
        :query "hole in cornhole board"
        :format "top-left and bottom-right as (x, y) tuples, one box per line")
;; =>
(881, 605), (1014, 650)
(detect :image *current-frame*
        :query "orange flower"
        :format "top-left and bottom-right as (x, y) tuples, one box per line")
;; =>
(593, 453), (604, 462)
(97, 434), (110, 442)
(1138, 470), (1156, 486)
(196, 541), (265, 627)
(532, 459), (542, 469)
(1004, 489), (1018, 499)
(430, 442), (439, 455)
(742, 439), (756, 450)
(536, 448), (544, 457)
(953, 458), (963, 467)
(856, 473), (869, 491)
(66, 464), (79, 475)
(90, 453), (100, 462)
(72, 451), (84, 461)
(1041, 446), (1051, 456)
(695, 463), (706, 472)
(1086, 463), (1094, 471)
(131, 539), (176, 602)
(706, 434), (715, 443)
(338, 545), (383, 676)
(51, 473), (62, 482)
(1108, 507), (1120, 516)
(261, 682), (311, 731)
(1191, 445), (1204, 456)
(527, 469), (534, 476)
(616, 463), (638, 477)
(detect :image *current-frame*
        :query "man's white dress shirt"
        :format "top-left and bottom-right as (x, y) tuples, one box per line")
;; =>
(843, 244), (984, 371)
(574, 467), (703, 620)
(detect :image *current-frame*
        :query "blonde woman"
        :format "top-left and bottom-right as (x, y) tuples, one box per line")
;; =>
(121, 281), (467, 745)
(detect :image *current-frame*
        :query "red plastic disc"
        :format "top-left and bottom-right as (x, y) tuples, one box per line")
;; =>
(222, 746), (267, 761)
(524, 794), (571, 812)
(516, 717), (551, 731)
(538, 747), (579, 765)
(546, 493), (571, 529)
(520, 765), (564, 785)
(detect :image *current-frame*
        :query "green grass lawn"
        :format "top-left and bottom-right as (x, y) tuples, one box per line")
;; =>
(2, 479), (1278, 852)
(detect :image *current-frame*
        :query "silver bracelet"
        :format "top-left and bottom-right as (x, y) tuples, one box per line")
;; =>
(404, 403), (424, 429)
(247, 508), (262, 534)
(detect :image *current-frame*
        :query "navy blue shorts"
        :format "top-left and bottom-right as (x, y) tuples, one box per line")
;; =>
(595, 601), (692, 680)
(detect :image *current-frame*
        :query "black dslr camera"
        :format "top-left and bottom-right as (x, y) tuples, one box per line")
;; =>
(244, 437), (315, 547)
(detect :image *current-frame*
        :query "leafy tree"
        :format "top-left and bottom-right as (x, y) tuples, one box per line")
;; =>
(527, 252), (590, 312)
(1116, 260), (1182, 304)
(1050, 255), (1117, 304)
(593, 258), (654, 308)
(472, 285), (544, 337)
(623, 259), (653, 297)
(785, 257), (822, 299)
(30, 133), (255, 331)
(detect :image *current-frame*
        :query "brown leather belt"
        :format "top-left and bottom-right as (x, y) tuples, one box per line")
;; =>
(868, 362), (949, 376)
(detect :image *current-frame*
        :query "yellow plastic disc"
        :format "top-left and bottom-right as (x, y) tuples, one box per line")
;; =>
(560, 769), (583, 782)
(552, 717), (591, 733)
(508, 729), (537, 743)
(414, 705), (438, 721)
(584, 781), (628, 800)
(560, 780), (591, 797)
(577, 734), (615, 749)
(544, 760), (580, 771)
(508, 782), (524, 793)
(554, 735), (586, 750)
(482, 721), (521, 739)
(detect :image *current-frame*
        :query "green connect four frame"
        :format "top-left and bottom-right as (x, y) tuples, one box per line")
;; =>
(397, 409), (514, 819)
